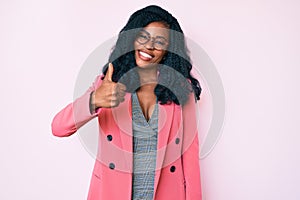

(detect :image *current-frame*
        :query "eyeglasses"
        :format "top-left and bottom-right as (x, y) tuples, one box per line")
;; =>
(135, 30), (169, 50)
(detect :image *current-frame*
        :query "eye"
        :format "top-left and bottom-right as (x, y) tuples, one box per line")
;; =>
(155, 40), (166, 46)
(136, 32), (149, 44)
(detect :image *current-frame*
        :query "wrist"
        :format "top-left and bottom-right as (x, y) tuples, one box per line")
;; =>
(89, 91), (96, 114)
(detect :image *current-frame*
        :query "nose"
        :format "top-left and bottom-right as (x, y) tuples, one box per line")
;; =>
(143, 39), (155, 50)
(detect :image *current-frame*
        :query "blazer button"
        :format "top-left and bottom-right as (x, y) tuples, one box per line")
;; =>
(107, 135), (113, 141)
(175, 138), (180, 144)
(170, 165), (176, 173)
(109, 163), (115, 170)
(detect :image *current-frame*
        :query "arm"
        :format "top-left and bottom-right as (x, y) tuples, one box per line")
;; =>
(51, 75), (103, 137)
(182, 93), (202, 200)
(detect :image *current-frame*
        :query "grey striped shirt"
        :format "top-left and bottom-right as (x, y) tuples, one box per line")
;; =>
(131, 92), (158, 200)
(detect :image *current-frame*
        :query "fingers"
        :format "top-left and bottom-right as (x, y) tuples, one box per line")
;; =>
(104, 63), (114, 81)
(101, 84), (125, 108)
(108, 95), (123, 107)
(109, 84), (125, 96)
(116, 82), (126, 92)
(109, 87), (125, 101)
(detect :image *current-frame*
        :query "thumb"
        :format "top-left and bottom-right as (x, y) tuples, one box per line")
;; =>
(105, 63), (114, 81)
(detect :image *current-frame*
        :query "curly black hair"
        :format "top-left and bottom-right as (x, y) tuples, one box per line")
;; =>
(101, 5), (202, 105)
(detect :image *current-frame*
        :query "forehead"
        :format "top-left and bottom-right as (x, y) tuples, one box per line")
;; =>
(142, 22), (169, 39)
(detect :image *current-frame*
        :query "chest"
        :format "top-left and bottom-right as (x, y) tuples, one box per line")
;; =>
(135, 91), (157, 121)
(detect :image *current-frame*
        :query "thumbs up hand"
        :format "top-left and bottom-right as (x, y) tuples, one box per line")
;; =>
(92, 63), (126, 108)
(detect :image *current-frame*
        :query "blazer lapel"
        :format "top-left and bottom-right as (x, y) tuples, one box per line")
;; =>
(153, 102), (174, 196)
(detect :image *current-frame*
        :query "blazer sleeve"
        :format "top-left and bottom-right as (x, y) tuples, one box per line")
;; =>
(182, 93), (202, 200)
(51, 75), (103, 137)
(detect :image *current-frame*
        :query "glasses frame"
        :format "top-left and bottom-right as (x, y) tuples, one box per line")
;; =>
(135, 29), (169, 51)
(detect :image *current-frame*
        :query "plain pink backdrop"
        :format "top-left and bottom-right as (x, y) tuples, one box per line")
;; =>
(1, 0), (300, 200)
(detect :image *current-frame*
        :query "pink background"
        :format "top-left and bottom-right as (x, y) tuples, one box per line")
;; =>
(1, 0), (300, 199)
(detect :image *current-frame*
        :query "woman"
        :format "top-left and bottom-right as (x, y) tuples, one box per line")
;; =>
(52, 5), (202, 200)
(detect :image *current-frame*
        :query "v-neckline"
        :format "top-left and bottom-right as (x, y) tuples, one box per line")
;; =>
(132, 92), (157, 124)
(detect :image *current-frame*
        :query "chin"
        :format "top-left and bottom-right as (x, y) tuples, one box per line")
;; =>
(136, 60), (159, 69)
(136, 60), (151, 68)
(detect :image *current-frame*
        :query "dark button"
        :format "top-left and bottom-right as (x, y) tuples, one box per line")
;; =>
(107, 135), (113, 141)
(109, 163), (115, 170)
(175, 138), (180, 144)
(170, 165), (176, 172)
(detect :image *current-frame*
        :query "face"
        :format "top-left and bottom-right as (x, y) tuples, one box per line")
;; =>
(134, 21), (170, 68)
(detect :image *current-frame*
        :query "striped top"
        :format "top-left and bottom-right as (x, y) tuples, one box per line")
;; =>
(131, 92), (158, 200)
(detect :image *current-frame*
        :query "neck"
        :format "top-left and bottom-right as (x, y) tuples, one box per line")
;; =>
(137, 66), (158, 87)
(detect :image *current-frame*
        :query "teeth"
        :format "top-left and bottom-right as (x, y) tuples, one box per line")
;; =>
(139, 51), (152, 58)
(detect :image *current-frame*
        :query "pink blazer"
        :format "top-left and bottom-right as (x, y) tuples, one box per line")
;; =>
(51, 75), (202, 200)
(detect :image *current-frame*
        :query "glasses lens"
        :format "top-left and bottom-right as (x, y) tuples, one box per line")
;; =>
(153, 38), (168, 50)
(136, 31), (149, 44)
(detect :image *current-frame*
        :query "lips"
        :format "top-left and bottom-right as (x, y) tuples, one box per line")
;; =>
(138, 50), (154, 61)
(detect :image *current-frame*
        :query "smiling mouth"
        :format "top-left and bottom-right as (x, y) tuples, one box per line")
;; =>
(138, 50), (154, 61)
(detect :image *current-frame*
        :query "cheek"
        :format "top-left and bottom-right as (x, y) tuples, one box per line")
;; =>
(134, 41), (141, 50)
(155, 51), (166, 61)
